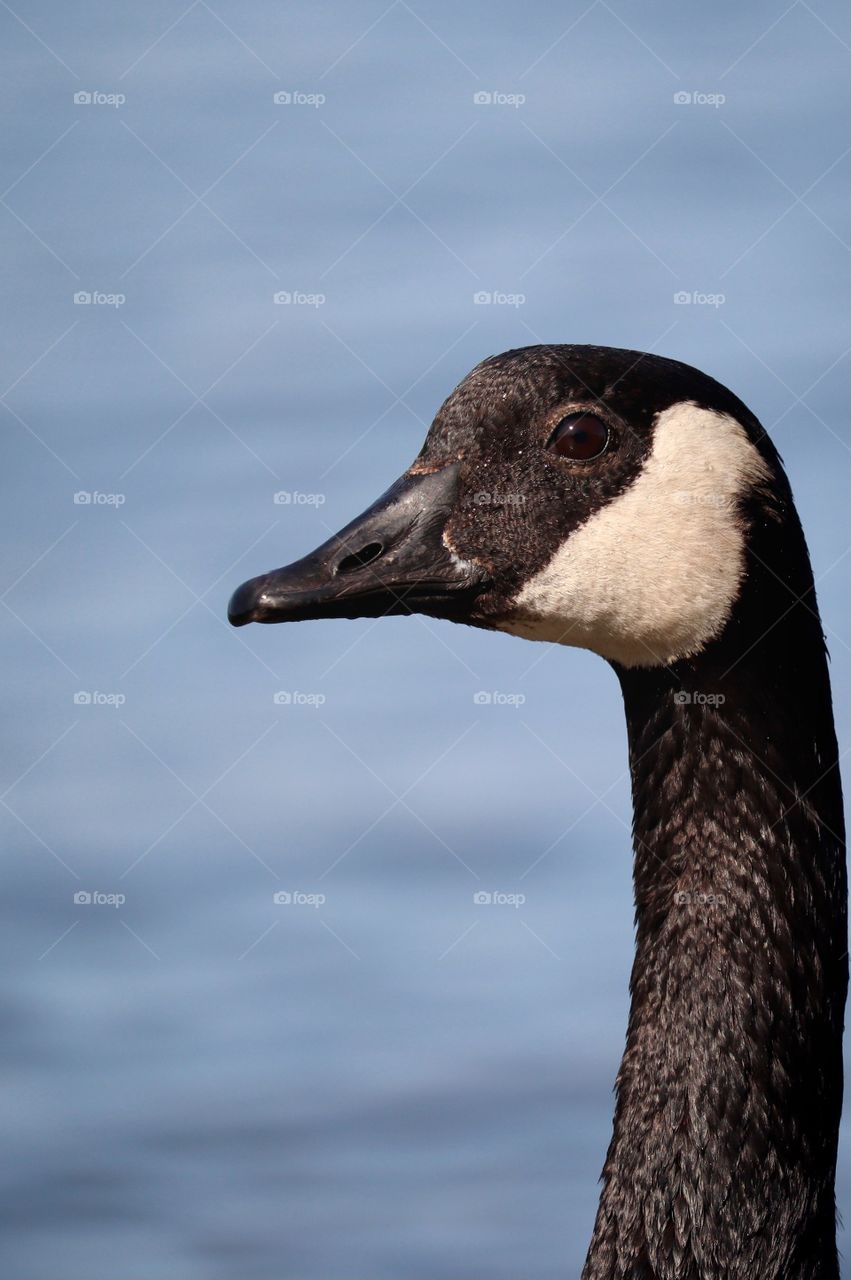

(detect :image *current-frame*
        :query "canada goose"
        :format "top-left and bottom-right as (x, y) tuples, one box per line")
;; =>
(228, 345), (847, 1278)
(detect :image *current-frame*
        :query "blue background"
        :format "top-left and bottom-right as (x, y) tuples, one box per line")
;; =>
(2, 2), (848, 1276)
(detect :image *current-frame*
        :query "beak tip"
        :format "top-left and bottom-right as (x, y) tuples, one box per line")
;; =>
(228, 578), (264, 627)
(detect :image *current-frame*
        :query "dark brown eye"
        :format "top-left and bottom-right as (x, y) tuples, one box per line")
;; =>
(547, 412), (610, 461)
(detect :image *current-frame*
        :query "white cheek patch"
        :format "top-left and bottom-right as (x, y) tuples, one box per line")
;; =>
(498, 402), (772, 668)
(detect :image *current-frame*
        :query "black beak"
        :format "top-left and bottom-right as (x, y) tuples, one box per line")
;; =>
(228, 463), (488, 627)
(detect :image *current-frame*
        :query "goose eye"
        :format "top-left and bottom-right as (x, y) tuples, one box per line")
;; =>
(547, 412), (609, 461)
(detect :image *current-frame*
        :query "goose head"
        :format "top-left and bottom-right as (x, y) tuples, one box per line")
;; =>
(226, 347), (846, 1271)
(228, 344), (782, 670)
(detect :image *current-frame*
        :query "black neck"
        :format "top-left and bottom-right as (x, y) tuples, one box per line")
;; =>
(583, 586), (847, 1278)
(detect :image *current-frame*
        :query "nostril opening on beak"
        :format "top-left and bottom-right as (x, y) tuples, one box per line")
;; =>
(335, 541), (384, 575)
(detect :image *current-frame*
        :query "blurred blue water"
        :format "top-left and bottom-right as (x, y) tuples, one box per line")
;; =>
(1, 2), (848, 1276)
